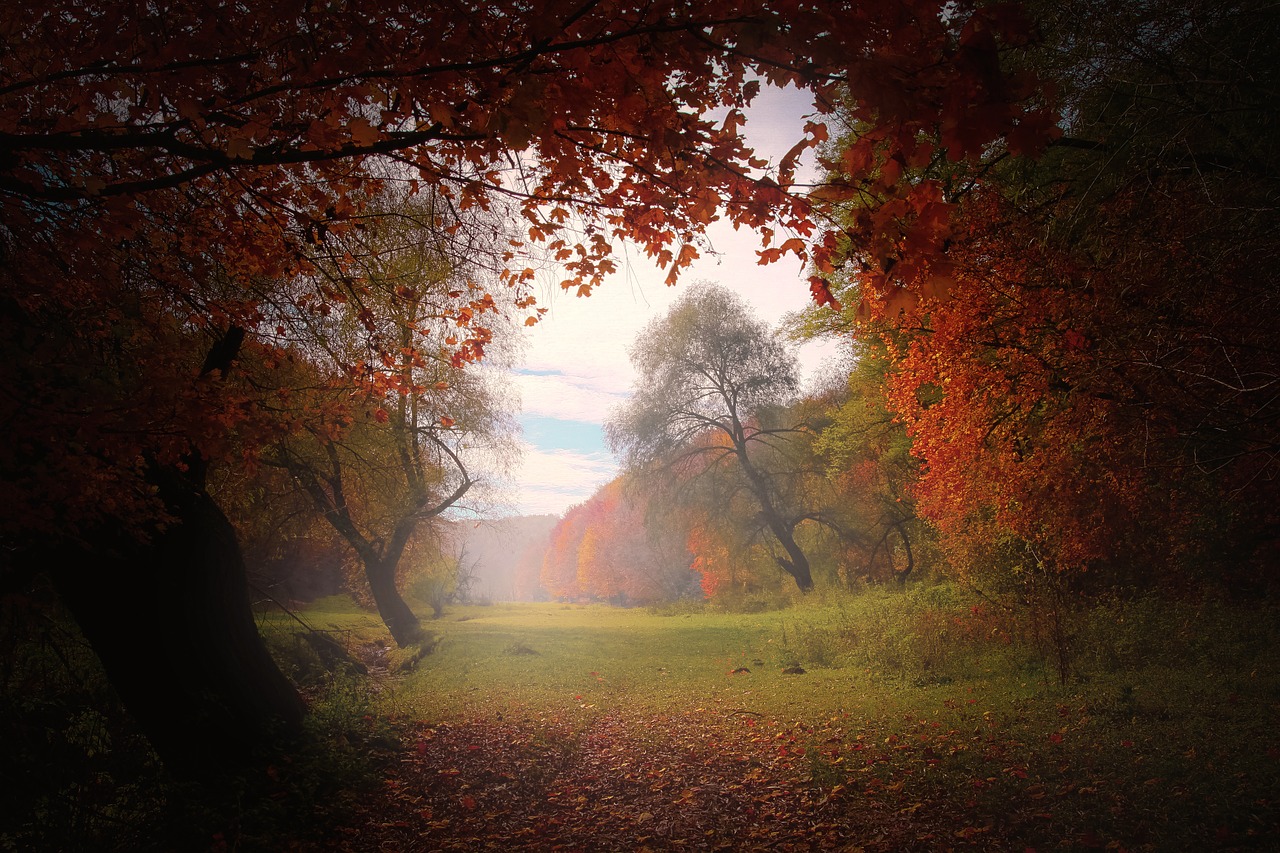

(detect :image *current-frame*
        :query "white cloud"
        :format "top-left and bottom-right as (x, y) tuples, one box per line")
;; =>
(520, 227), (842, 411)
(512, 370), (628, 423)
(501, 441), (617, 516)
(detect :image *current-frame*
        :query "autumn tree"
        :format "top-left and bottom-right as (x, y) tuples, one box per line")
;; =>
(820, 353), (926, 585)
(0, 0), (1048, 777)
(622, 488), (702, 604)
(811, 0), (1279, 601)
(257, 188), (517, 646)
(574, 478), (697, 605)
(608, 282), (824, 591)
(685, 510), (774, 600)
(507, 518), (559, 601)
(541, 503), (591, 601)
(784, 295), (931, 585)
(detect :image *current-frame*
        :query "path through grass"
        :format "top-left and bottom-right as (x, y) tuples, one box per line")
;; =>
(281, 594), (1280, 851)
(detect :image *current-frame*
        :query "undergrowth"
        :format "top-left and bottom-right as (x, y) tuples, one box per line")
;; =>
(0, 592), (398, 852)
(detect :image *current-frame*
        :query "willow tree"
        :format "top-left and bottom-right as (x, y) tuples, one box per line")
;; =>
(608, 282), (818, 591)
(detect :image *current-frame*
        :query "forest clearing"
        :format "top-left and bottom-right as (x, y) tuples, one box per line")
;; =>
(3, 1), (1278, 850)
(332, 595), (1280, 851)
(9, 590), (1276, 850)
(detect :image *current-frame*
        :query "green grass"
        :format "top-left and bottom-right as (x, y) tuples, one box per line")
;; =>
(284, 586), (1280, 849)
(6, 585), (1278, 849)
(279, 590), (1280, 734)
(375, 588), (1043, 723)
(398, 603), (819, 720)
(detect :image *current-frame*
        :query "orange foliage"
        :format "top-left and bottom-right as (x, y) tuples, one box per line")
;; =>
(541, 504), (591, 600)
(873, 181), (1279, 582)
(876, 192), (1142, 574)
(686, 516), (737, 599)
(543, 479), (693, 604)
(0, 0), (1049, 542)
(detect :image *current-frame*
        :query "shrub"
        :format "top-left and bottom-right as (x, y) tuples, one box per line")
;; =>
(768, 582), (1043, 680)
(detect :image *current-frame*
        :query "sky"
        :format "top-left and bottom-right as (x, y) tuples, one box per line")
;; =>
(492, 86), (842, 518)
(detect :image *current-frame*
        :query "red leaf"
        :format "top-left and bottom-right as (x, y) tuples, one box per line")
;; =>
(808, 277), (842, 311)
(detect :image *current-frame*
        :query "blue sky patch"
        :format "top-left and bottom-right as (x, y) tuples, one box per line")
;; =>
(521, 415), (610, 455)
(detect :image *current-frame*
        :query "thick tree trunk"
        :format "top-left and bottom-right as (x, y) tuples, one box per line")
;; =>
(770, 523), (815, 592)
(364, 556), (423, 647)
(50, 467), (304, 782)
(735, 444), (814, 592)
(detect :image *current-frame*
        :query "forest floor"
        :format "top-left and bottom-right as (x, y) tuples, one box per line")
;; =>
(9, 590), (1280, 850)
(318, 693), (1280, 852)
(337, 710), (975, 852)
(277, 595), (1280, 852)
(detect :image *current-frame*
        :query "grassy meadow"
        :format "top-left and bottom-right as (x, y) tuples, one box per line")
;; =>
(6, 585), (1279, 850)
(255, 586), (1280, 851)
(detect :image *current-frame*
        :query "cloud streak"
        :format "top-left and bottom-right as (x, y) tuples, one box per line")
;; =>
(503, 439), (617, 516)
(512, 369), (628, 424)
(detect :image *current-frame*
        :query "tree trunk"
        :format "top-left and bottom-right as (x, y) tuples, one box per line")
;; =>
(50, 467), (305, 782)
(364, 556), (423, 647)
(735, 444), (814, 592)
(770, 524), (815, 592)
(892, 520), (914, 585)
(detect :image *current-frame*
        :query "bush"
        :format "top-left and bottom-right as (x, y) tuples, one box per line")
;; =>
(767, 583), (1042, 680)
(1072, 593), (1280, 677)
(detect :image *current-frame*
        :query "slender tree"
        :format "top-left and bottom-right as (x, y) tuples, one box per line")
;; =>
(260, 190), (516, 646)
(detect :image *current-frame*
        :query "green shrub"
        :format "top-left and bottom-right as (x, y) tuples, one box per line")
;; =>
(765, 582), (1041, 679)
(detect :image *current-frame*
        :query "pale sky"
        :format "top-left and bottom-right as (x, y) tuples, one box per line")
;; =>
(492, 85), (840, 517)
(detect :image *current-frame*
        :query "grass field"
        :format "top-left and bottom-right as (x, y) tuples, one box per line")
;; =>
(267, 588), (1280, 851)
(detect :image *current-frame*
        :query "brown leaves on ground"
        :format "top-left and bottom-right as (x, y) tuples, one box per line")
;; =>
(329, 711), (935, 852)
(307, 699), (1280, 852)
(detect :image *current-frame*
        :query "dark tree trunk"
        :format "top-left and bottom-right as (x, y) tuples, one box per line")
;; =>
(735, 443), (814, 592)
(770, 526), (815, 592)
(868, 519), (915, 586)
(893, 520), (914, 585)
(277, 440), (462, 649)
(50, 466), (304, 782)
(364, 555), (423, 647)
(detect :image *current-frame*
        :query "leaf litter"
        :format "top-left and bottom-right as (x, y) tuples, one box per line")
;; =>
(327, 709), (987, 852)
(308, 693), (1280, 852)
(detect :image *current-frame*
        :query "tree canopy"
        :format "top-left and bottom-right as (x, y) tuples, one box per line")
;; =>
(0, 0), (1052, 545)
(801, 0), (1279, 598)
(0, 0), (1117, 782)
